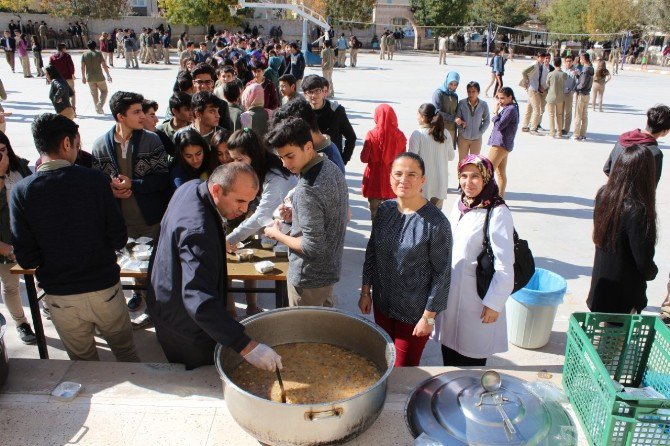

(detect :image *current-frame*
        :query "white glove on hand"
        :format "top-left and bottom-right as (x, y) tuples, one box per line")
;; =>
(243, 343), (283, 371)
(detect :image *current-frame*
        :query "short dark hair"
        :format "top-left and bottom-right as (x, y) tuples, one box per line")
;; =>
(191, 91), (220, 115)
(169, 91), (192, 114)
(191, 62), (216, 80)
(110, 92), (144, 121)
(87, 40), (96, 50)
(272, 97), (318, 132)
(582, 52), (591, 62)
(141, 99), (159, 113)
(289, 42), (299, 51)
(646, 105), (670, 134)
(265, 116), (312, 149)
(300, 74), (328, 92)
(176, 70), (193, 92)
(278, 73), (296, 86)
(394, 152), (425, 176)
(250, 59), (265, 71)
(554, 57), (562, 67)
(57, 43), (66, 51)
(221, 65), (235, 77)
(31, 113), (79, 156)
(223, 81), (241, 103)
(466, 81), (480, 93)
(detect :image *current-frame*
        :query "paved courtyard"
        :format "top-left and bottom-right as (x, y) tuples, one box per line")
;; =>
(1, 48), (669, 369)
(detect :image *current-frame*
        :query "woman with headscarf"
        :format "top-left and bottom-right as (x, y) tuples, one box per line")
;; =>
(432, 71), (460, 148)
(240, 83), (272, 138)
(360, 152), (452, 367)
(264, 49), (284, 99)
(360, 104), (407, 220)
(432, 154), (514, 366)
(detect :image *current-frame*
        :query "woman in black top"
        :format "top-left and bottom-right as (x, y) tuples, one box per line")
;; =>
(588, 144), (658, 314)
(30, 35), (44, 77)
(45, 65), (75, 120)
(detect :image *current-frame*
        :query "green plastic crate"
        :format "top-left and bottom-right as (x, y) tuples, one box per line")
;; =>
(563, 313), (670, 446)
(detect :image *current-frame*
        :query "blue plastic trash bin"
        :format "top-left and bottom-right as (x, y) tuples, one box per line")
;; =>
(506, 268), (567, 349)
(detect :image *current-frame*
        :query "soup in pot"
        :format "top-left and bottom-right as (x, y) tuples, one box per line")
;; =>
(229, 342), (382, 404)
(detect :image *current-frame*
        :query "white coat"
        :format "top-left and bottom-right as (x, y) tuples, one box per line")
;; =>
(432, 202), (515, 359)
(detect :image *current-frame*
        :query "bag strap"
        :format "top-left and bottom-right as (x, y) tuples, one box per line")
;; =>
(482, 206), (493, 249)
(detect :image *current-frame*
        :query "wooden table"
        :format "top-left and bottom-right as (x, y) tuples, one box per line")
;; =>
(11, 244), (289, 359)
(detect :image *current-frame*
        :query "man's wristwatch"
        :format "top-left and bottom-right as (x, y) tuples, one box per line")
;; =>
(422, 316), (435, 326)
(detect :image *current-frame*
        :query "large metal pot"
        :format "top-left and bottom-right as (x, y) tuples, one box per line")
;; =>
(0, 313), (9, 388)
(215, 307), (395, 446)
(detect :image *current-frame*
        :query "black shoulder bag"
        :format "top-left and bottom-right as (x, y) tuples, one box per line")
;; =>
(476, 206), (535, 299)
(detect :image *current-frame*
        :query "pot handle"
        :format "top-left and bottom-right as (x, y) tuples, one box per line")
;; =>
(304, 408), (343, 421)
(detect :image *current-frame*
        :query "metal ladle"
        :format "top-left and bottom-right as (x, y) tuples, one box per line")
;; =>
(275, 367), (287, 403)
(480, 371), (516, 435)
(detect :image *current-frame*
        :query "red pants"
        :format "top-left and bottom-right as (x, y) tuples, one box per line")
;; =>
(374, 307), (429, 367)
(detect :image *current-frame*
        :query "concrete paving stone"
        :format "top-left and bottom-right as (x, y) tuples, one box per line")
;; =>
(59, 361), (223, 401)
(2, 358), (73, 394)
(131, 410), (215, 446)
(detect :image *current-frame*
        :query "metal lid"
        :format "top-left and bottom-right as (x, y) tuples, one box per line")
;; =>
(406, 371), (576, 445)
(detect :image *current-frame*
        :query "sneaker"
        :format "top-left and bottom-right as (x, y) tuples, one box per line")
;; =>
(41, 304), (51, 320)
(131, 313), (153, 329)
(561, 130), (568, 136)
(529, 130), (544, 136)
(127, 293), (143, 311)
(536, 125), (547, 132)
(17, 323), (37, 345)
(521, 127), (530, 132)
(96, 106), (104, 114)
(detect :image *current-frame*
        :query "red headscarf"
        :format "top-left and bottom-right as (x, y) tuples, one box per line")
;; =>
(366, 104), (406, 164)
(361, 104), (407, 199)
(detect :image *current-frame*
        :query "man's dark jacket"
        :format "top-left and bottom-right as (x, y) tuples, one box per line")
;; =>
(314, 100), (357, 164)
(146, 180), (250, 360)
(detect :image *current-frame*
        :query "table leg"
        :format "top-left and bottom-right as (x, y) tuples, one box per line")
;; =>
(24, 274), (48, 359)
(275, 281), (288, 309)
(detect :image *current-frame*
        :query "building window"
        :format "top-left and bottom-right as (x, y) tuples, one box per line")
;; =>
(131, 0), (147, 6)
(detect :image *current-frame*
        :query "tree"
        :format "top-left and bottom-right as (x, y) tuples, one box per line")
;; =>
(326, 0), (376, 24)
(410, 0), (470, 29)
(542, 0), (588, 35)
(159, 0), (237, 26)
(584, 0), (638, 34)
(468, 0), (531, 28)
(39, 0), (131, 21)
(0, 0), (36, 14)
(639, 0), (670, 32)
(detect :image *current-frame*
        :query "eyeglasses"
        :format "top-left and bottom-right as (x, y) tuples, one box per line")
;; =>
(194, 79), (214, 86)
(304, 88), (324, 96)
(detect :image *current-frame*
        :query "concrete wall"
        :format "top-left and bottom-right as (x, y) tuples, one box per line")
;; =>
(0, 12), (379, 47)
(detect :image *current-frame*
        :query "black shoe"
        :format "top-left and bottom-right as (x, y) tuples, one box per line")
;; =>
(17, 323), (37, 345)
(127, 294), (142, 311)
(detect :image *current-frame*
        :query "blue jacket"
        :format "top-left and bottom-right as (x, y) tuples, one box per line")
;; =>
(91, 127), (170, 226)
(146, 180), (250, 353)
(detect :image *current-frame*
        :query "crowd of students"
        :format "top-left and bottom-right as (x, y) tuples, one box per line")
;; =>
(1, 27), (669, 372)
